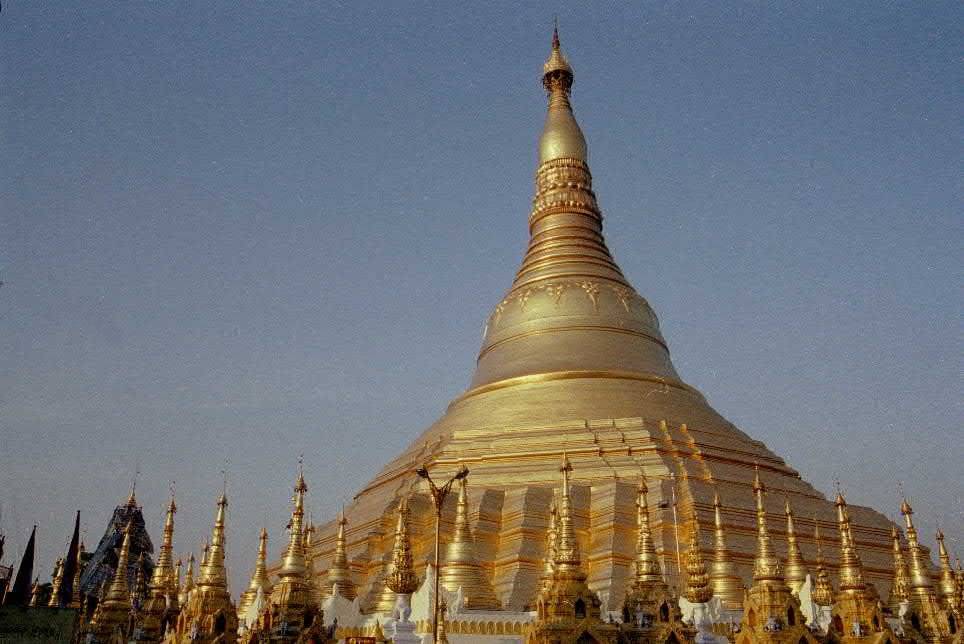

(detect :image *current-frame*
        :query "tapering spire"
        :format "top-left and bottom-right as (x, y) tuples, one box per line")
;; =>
(709, 492), (743, 609)
(279, 470), (308, 578)
(57, 510), (81, 608)
(179, 553), (195, 605)
(783, 500), (809, 594)
(471, 25), (673, 392)
(554, 454), (581, 570)
(751, 466), (783, 582)
(4, 525), (35, 606)
(900, 497), (935, 594)
(887, 526), (911, 611)
(440, 477), (500, 608)
(149, 492), (177, 599)
(633, 476), (663, 584)
(327, 510), (357, 600)
(29, 578), (41, 607)
(385, 498), (418, 595)
(539, 23), (584, 163)
(935, 529), (960, 608)
(103, 521), (133, 608)
(70, 540), (86, 608)
(540, 500), (559, 589)
(47, 557), (64, 607)
(198, 492), (228, 589)
(238, 527), (271, 615)
(811, 521), (834, 607)
(683, 511), (713, 603)
(834, 490), (866, 593)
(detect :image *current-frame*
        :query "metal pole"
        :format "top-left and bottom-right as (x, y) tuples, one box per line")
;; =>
(670, 473), (681, 578)
(433, 503), (441, 644)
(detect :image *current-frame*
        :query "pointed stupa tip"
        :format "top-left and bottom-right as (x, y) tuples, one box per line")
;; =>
(538, 23), (586, 163)
(543, 20), (572, 78)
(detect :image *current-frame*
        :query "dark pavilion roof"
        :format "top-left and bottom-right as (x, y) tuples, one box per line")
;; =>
(78, 492), (154, 598)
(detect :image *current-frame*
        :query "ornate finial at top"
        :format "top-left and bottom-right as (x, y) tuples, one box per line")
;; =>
(539, 23), (586, 163)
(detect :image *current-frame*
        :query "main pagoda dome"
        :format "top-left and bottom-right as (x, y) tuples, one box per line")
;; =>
(309, 30), (896, 613)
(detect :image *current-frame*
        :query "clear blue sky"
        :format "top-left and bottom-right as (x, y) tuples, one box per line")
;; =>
(2, 2), (961, 590)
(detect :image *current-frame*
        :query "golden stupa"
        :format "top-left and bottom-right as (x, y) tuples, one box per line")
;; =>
(307, 28), (897, 614)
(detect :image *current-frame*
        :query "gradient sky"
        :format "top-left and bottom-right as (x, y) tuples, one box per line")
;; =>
(2, 2), (961, 592)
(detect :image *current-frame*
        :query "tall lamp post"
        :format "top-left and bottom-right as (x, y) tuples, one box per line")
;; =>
(415, 463), (469, 643)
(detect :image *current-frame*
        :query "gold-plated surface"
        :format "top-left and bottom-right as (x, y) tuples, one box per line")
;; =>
(237, 527), (271, 617)
(738, 476), (813, 644)
(88, 521), (133, 641)
(385, 499), (418, 596)
(683, 511), (712, 604)
(829, 491), (888, 640)
(812, 521), (834, 607)
(528, 456), (618, 643)
(936, 530), (960, 611)
(886, 526), (910, 612)
(783, 501), (808, 595)
(901, 498), (952, 641)
(439, 478), (500, 609)
(141, 493), (180, 639)
(304, 26), (902, 618)
(173, 492), (238, 643)
(268, 471), (312, 633)
(710, 493), (744, 609)
(46, 557), (63, 608)
(324, 511), (356, 601)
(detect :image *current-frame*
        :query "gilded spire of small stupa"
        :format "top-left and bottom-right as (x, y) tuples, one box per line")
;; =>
(198, 491), (229, 589)
(834, 489), (867, 593)
(683, 511), (713, 603)
(900, 497), (935, 594)
(173, 558), (182, 595)
(632, 476), (663, 584)
(180, 553), (195, 604)
(305, 516), (324, 608)
(70, 540), (85, 608)
(385, 498), (418, 595)
(47, 557), (64, 607)
(540, 500), (559, 592)
(238, 527), (271, 615)
(887, 526), (911, 611)
(327, 509), (357, 600)
(751, 466), (783, 582)
(279, 469), (308, 578)
(709, 492), (743, 609)
(89, 520), (135, 644)
(148, 491), (177, 600)
(29, 577), (41, 607)
(554, 454), (581, 571)
(811, 520), (834, 607)
(440, 477), (500, 608)
(935, 529), (960, 609)
(783, 499), (809, 594)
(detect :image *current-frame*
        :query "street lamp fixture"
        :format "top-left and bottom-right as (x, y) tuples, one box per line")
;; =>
(416, 463), (469, 643)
